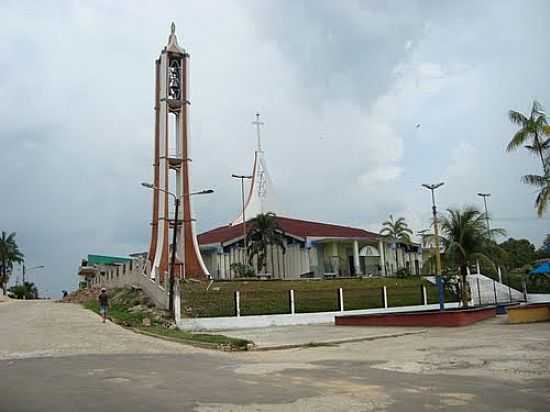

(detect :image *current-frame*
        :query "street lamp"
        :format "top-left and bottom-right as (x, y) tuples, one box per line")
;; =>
(231, 174), (253, 266)
(422, 182), (445, 310)
(141, 182), (213, 317)
(22, 265), (45, 283)
(477, 192), (491, 235)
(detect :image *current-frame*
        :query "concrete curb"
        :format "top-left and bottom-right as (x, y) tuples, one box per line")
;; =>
(130, 328), (250, 352)
(249, 329), (427, 351)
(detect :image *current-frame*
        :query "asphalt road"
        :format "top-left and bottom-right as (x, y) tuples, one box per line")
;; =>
(1, 300), (549, 411)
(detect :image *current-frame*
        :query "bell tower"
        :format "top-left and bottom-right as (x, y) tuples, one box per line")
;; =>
(146, 23), (209, 280)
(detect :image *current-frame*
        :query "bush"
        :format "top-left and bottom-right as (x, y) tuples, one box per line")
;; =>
(230, 263), (255, 278)
(395, 268), (411, 278)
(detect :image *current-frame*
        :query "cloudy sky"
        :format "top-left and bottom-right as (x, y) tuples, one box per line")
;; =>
(1, 0), (549, 297)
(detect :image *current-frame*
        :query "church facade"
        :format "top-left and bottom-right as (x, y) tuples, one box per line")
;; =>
(198, 215), (423, 279)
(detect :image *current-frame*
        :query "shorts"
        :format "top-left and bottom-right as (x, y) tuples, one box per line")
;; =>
(99, 304), (108, 315)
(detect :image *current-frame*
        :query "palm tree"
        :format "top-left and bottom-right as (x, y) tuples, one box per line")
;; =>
(380, 215), (413, 271)
(8, 281), (38, 300)
(0, 231), (24, 294)
(507, 100), (550, 171)
(522, 165), (550, 216)
(247, 213), (286, 275)
(438, 207), (505, 306)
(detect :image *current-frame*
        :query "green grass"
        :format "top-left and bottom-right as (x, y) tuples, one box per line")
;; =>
(182, 277), (457, 317)
(138, 326), (250, 349)
(82, 289), (250, 350)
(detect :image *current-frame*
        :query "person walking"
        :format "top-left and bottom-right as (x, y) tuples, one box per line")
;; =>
(98, 288), (109, 323)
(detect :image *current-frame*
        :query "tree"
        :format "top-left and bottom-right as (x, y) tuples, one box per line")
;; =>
(522, 165), (550, 217)
(507, 100), (550, 171)
(247, 213), (286, 275)
(537, 234), (550, 259)
(8, 281), (38, 300)
(438, 207), (505, 306)
(380, 215), (413, 271)
(0, 231), (24, 294)
(499, 238), (538, 269)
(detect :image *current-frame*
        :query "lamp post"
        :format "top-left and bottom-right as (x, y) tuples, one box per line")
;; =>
(422, 182), (445, 310)
(231, 174), (253, 266)
(477, 192), (491, 235)
(141, 183), (213, 318)
(22, 265), (45, 283)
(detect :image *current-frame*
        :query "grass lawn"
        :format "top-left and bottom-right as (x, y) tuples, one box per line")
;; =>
(83, 292), (250, 350)
(182, 277), (457, 317)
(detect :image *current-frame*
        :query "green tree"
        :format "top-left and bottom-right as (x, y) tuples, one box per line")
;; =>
(438, 207), (505, 306)
(380, 215), (413, 270)
(507, 100), (550, 171)
(499, 238), (538, 269)
(8, 281), (38, 300)
(537, 234), (550, 259)
(247, 213), (286, 275)
(522, 166), (550, 217)
(0, 231), (24, 294)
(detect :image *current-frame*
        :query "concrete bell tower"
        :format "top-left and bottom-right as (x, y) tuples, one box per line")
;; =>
(146, 23), (209, 280)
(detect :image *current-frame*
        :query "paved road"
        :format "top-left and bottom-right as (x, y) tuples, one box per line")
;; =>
(1, 300), (549, 411)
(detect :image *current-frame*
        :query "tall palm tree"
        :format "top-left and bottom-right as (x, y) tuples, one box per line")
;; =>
(507, 100), (550, 171)
(522, 165), (550, 216)
(247, 213), (286, 275)
(380, 215), (413, 271)
(438, 207), (505, 306)
(0, 231), (24, 294)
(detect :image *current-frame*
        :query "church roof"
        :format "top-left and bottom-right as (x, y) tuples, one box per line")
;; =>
(198, 216), (380, 246)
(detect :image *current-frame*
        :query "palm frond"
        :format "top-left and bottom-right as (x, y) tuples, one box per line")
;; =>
(506, 128), (530, 152)
(522, 174), (546, 187)
(508, 110), (528, 125)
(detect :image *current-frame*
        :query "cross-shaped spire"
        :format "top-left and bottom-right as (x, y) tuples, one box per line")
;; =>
(252, 112), (264, 152)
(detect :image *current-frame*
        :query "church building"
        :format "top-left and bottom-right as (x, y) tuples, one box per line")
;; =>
(197, 114), (423, 279)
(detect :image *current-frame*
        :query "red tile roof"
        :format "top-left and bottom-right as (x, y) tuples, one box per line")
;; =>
(198, 216), (379, 245)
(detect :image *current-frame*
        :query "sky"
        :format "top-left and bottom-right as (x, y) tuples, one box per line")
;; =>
(1, 0), (549, 297)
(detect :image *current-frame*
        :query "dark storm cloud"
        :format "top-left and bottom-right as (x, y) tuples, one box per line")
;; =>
(0, 0), (549, 297)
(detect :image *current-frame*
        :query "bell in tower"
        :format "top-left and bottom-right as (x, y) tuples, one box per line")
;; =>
(146, 23), (210, 281)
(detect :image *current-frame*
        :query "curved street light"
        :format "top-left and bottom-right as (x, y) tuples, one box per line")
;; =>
(141, 182), (214, 317)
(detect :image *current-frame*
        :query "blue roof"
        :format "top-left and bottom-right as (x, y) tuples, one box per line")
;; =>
(531, 262), (550, 275)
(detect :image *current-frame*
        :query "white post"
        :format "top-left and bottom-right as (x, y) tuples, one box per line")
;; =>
(174, 281), (181, 323)
(383, 286), (388, 309)
(290, 289), (295, 314)
(353, 240), (362, 275)
(235, 290), (241, 317)
(476, 260), (481, 275)
(422, 285), (428, 305)
(466, 266), (471, 276)
(338, 288), (344, 312)
(497, 266), (502, 284)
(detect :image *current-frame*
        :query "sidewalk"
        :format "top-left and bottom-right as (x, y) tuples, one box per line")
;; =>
(220, 324), (426, 350)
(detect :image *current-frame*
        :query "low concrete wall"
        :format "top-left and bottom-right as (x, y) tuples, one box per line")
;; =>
(508, 303), (550, 324)
(527, 294), (550, 303)
(177, 302), (461, 331)
(335, 306), (496, 327)
(89, 259), (169, 310)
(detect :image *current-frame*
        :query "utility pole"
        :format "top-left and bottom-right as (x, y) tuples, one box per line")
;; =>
(422, 182), (445, 310)
(477, 193), (491, 236)
(232, 174), (253, 263)
(141, 183), (213, 319)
